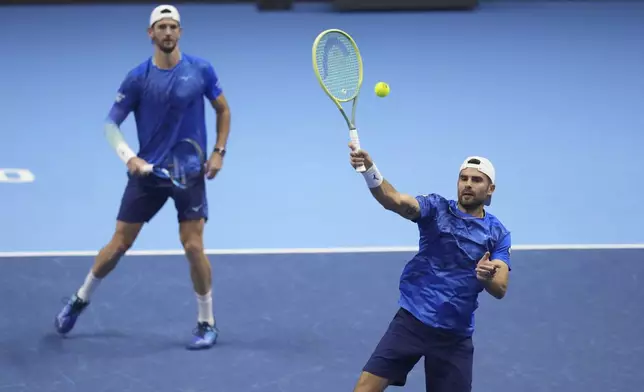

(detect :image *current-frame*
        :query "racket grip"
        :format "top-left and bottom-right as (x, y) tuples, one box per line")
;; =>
(349, 128), (366, 173)
(141, 164), (153, 173)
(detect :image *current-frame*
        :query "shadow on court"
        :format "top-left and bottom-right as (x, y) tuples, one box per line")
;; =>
(0, 250), (642, 392)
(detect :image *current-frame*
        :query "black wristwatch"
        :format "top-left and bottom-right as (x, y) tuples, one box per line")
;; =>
(213, 147), (226, 157)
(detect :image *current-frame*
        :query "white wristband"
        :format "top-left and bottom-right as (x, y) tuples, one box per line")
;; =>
(362, 164), (383, 188)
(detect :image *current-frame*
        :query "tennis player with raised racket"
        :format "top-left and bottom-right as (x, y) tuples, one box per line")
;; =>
(349, 144), (512, 392)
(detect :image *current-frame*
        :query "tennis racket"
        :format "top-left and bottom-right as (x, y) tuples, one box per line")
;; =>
(142, 138), (206, 189)
(312, 29), (366, 172)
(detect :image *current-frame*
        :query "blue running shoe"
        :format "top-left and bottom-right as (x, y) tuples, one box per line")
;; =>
(186, 322), (218, 350)
(55, 294), (89, 335)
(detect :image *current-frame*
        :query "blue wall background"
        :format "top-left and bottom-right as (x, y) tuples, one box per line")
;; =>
(1, 1), (643, 252)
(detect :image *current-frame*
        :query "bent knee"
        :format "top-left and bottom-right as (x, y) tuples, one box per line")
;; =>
(180, 221), (205, 257)
(111, 224), (141, 253)
(182, 239), (204, 256)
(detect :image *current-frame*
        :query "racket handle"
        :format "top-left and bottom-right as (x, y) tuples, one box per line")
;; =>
(349, 128), (366, 173)
(141, 164), (153, 173)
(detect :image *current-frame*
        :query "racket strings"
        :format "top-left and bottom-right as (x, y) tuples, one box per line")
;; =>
(315, 34), (361, 101)
(154, 140), (204, 187)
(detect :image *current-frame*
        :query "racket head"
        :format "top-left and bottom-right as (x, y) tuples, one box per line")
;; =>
(161, 138), (206, 188)
(312, 29), (364, 104)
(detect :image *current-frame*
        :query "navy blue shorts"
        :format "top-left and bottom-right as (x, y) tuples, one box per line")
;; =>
(363, 307), (474, 391)
(116, 174), (208, 224)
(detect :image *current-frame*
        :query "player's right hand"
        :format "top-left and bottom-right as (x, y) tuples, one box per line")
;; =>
(127, 157), (151, 176)
(348, 142), (374, 171)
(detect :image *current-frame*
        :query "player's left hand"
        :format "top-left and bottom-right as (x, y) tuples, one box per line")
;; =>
(476, 252), (498, 281)
(205, 152), (223, 179)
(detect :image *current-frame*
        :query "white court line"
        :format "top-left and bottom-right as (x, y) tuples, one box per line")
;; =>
(0, 244), (643, 258)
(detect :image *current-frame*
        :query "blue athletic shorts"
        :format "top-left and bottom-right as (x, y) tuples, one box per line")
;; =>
(363, 307), (474, 392)
(116, 174), (208, 223)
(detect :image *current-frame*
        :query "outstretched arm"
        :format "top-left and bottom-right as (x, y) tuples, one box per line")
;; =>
(349, 143), (421, 221)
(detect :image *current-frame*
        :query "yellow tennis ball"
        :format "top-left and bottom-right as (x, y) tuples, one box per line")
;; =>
(374, 82), (390, 97)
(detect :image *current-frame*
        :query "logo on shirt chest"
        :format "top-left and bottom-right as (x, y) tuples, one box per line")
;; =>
(171, 75), (202, 105)
(144, 71), (203, 110)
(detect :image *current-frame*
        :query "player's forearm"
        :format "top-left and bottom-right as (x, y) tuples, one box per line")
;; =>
(356, 158), (420, 220)
(214, 107), (231, 149)
(104, 123), (136, 164)
(482, 280), (506, 299)
(369, 179), (403, 211)
(362, 165), (408, 213)
(481, 270), (508, 299)
(103, 104), (137, 165)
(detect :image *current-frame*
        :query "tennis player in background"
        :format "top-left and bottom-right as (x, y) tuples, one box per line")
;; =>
(54, 5), (231, 350)
(348, 143), (511, 391)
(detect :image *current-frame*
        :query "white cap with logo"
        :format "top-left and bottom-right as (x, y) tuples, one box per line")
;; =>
(460, 156), (496, 206)
(149, 4), (180, 27)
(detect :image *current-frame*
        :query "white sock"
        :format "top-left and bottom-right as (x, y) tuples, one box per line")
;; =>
(77, 270), (102, 302)
(196, 290), (215, 326)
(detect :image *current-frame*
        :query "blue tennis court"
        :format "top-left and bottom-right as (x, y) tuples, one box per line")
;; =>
(2, 0), (644, 391)
(0, 248), (642, 392)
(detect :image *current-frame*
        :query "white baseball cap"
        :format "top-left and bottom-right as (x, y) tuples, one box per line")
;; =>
(149, 4), (180, 27)
(459, 156), (495, 206)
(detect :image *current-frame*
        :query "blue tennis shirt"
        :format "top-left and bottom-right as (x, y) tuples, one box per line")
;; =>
(400, 193), (512, 336)
(107, 53), (223, 166)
